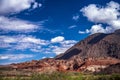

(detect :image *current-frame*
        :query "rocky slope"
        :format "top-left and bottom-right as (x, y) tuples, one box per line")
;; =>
(56, 30), (120, 60)
(10, 29), (120, 73)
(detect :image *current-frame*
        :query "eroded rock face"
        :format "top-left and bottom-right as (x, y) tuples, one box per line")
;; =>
(11, 30), (120, 73)
(11, 57), (120, 73)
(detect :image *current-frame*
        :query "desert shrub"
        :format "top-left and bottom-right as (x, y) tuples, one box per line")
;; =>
(30, 72), (84, 80)
(109, 74), (120, 80)
(30, 72), (68, 80)
(89, 74), (120, 80)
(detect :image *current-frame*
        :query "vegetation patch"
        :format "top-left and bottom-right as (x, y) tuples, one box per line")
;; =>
(0, 71), (120, 80)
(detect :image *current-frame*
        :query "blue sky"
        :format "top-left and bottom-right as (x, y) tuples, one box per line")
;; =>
(0, 0), (120, 65)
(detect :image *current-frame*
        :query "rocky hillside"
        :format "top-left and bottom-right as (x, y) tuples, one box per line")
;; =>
(10, 29), (120, 73)
(56, 29), (120, 60)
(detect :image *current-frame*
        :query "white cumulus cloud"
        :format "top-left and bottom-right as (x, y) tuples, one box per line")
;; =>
(81, 1), (120, 23)
(0, 35), (77, 56)
(0, 16), (39, 32)
(79, 24), (106, 34)
(0, 0), (41, 14)
(20, 36), (49, 45)
(50, 40), (77, 55)
(0, 54), (33, 60)
(88, 24), (106, 34)
(80, 1), (120, 34)
(0, 35), (49, 50)
(51, 36), (65, 43)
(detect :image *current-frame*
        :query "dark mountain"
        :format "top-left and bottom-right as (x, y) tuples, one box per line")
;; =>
(56, 29), (120, 60)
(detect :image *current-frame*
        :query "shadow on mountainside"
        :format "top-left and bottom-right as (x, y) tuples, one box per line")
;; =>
(57, 48), (81, 59)
(88, 33), (108, 44)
